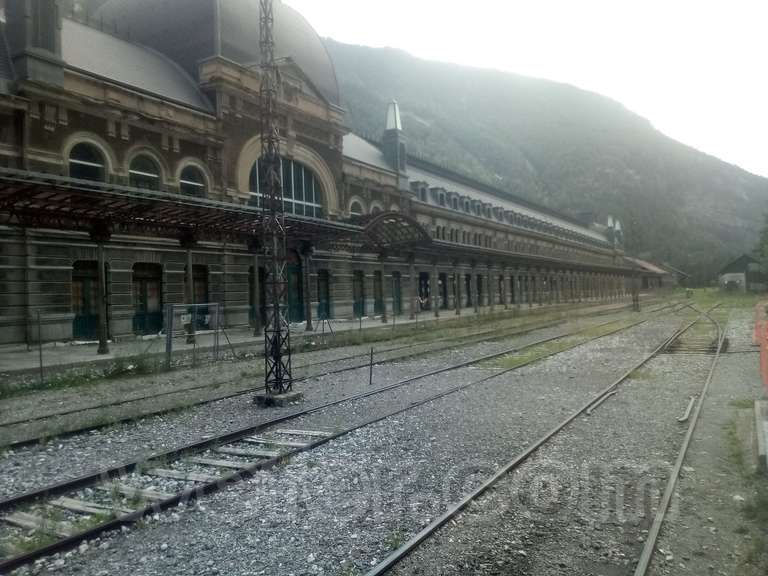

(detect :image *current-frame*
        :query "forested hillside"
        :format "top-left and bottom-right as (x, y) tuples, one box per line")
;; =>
(326, 40), (768, 284)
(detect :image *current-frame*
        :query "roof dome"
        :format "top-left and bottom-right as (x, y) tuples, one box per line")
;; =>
(96, 0), (340, 106)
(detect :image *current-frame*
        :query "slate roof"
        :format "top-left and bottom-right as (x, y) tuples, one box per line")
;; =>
(343, 134), (392, 172)
(343, 133), (607, 243)
(96, 0), (340, 106)
(719, 254), (761, 276)
(61, 19), (213, 112)
(624, 257), (668, 275)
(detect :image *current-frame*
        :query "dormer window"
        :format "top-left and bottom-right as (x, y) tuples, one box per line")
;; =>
(419, 188), (427, 202)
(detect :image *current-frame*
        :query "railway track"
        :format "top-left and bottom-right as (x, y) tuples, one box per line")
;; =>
(363, 304), (726, 576)
(0, 299), (679, 448)
(0, 301), (686, 572)
(632, 308), (728, 576)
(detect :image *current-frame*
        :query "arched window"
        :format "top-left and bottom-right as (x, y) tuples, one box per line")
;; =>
(371, 205), (383, 216)
(179, 165), (207, 197)
(250, 158), (324, 218)
(129, 155), (161, 190)
(350, 201), (364, 216)
(69, 143), (106, 182)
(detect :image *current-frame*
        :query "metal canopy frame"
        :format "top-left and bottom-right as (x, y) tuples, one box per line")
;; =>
(0, 169), (641, 276)
(360, 212), (433, 250)
(0, 168), (360, 244)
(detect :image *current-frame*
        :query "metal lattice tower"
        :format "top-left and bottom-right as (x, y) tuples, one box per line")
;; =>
(259, 0), (293, 395)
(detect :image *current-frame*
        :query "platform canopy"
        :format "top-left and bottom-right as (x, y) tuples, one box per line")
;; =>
(0, 168), (361, 244)
(358, 212), (433, 250)
(0, 168), (440, 252)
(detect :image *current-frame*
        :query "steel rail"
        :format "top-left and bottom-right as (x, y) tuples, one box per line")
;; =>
(0, 318), (568, 431)
(0, 309), (674, 572)
(362, 305), (720, 576)
(1, 300), (680, 448)
(632, 310), (728, 576)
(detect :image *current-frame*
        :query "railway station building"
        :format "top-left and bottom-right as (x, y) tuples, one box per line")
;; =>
(0, 0), (658, 347)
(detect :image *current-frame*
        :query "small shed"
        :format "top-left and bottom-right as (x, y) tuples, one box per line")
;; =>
(718, 255), (766, 292)
(624, 257), (669, 289)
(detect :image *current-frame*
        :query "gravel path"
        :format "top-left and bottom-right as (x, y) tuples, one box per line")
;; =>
(19, 310), (689, 575)
(0, 309), (638, 501)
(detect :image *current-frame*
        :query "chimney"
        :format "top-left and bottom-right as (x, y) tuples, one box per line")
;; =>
(6, 0), (64, 86)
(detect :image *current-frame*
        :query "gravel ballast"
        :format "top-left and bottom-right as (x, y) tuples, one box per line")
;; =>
(0, 307), (658, 501)
(14, 311), (693, 575)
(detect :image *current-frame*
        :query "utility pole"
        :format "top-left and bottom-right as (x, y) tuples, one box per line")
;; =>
(259, 0), (293, 397)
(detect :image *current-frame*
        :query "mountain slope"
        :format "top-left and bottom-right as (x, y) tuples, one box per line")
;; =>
(326, 39), (768, 283)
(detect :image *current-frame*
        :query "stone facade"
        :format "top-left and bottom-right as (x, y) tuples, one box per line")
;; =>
(0, 1), (649, 346)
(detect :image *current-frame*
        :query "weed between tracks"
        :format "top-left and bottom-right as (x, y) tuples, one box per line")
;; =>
(629, 368), (655, 381)
(689, 288), (760, 311)
(486, 320), (633, 369)
(384, 529), (405, 551)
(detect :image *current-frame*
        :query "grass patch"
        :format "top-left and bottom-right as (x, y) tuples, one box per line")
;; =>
(339, 561), (361, 576)
(723, 417), (768, 570)
(629, 368), (654, 381)
(689, 288), (761, 311)
(71, 511), (115, 533)
(3, 529), (58, 557)
(1, 507), (70, 557)
(0, 350), (166, 401)
(488, 320), (630, 370)
(730, 398), (756, 410)
(384, 529), (405, 551)
(491, 339), (575, 369)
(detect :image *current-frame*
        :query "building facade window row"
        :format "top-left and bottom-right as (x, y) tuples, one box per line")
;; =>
(412, 181), (603, 249)
(67, 140), (209, 197)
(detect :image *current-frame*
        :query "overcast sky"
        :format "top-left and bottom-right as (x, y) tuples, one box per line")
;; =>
(286, 0), (768, 178)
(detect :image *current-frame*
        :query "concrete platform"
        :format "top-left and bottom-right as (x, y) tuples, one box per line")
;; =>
(254, 390), (304, 408)
(0, 297), (650, 377)
(756, 400), (767, 475)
